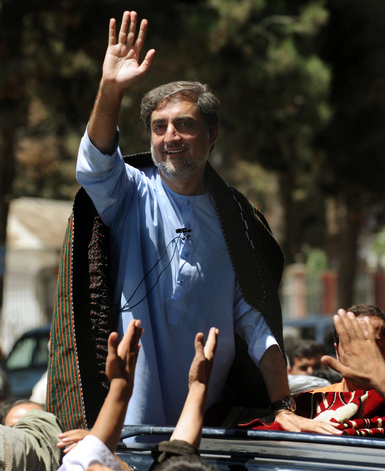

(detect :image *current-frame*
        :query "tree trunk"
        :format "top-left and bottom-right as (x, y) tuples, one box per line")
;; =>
(337, 189), (361, 309)
(278, 169), (297, 264)
(0, 126), (16, 313)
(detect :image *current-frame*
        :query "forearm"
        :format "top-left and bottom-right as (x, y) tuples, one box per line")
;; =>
(90, 378), (132, 452)
(170, 383), (207, 449)
(88, 80), (124, 155)
(258, 345), (290, 403)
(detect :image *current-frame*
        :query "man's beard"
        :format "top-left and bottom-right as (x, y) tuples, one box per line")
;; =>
(151, 145), (208, 180)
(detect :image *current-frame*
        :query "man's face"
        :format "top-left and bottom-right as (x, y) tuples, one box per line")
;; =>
(150, 98), (217, 182)
(289, 354), (326, 375)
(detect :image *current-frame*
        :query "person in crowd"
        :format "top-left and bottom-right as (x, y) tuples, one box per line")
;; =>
(47, 10), (337, 435)
(0, 399), (44, 426)
(286, 339), (334, 395)
(291, 305), (385, 433)
(287, 339), (328, 376)
(58, 319), (219, 471)
(322, 308), (385, 399)
(309, 304), (385, 394)
(0, 408), (62, 471)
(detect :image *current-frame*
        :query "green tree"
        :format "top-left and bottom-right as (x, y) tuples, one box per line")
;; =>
(315, 0), (385, 307)
(0, 0), (214, 311)
(199, 0), (331, 263)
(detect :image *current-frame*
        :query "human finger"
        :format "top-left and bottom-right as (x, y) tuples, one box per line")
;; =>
(108, 331), (120, 359)
(126, 11), (138, 46)
(122, 320), (143, 374)
(58, 429), (89, 441)
(135, 18), (149, 54)
(118, 11), (131, 45)
(57, 429), (90, 452)
(137, 49), (156, 76)
(320, 354), (344, 373)
(129, 319), (143, 364)
(194, 332), (205, 359)
(346, 311), (368, 341)
(334, 312), (356, 345)
(108, 18), (117, 47)
(203, 327), (219, 360)
(62, 442), (79, 453)
(363, 316), (376, 341)
(132, 319), (143, 346)
(117, 319), (140, 355)
(312, 420), (343, 435)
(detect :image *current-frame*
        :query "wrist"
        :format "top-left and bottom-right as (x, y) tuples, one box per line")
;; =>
(98, 79), (125, 105)
(273, 408), (295, 418)
(270, 396), (296, 414)
(109, 378), (132, 398)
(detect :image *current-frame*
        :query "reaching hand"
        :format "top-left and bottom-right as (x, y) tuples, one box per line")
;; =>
(105, 319), (143, 391)
(102, 11), (155, 91)
(321, 310), (385, 395)
(188, 328), (219, 391)
(57, 429), (90, 453)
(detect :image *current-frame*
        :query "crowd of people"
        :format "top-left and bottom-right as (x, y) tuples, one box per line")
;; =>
(1, 9), (385, 471)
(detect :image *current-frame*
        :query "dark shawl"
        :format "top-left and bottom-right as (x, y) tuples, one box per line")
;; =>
(46, 154), (284, 430)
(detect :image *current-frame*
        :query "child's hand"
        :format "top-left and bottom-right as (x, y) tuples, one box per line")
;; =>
(57, 429), (90, 453)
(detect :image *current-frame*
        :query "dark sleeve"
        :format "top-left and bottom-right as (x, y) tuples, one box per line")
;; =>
(148, 439), (199, 471)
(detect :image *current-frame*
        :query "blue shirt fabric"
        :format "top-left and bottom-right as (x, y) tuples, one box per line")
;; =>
(76, 130), (277, 428)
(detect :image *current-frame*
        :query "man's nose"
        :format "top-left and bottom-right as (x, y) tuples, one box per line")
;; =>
(307, 366), (314, 375)
(165, 123), (180, 141)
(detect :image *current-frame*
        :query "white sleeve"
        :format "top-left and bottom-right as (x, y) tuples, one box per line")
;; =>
(233, 282), (280, 367)
(58, 435), (123, 471)
(76, 128), (134, 227)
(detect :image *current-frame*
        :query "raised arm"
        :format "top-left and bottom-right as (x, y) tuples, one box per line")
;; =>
(322, 310), (385, 398)
(170, 327), (218, 449)
(88, 11), (155, 154)
(90, 319), (143, 452)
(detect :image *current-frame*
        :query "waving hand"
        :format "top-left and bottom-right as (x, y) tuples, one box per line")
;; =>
(102, 11), (155, 90)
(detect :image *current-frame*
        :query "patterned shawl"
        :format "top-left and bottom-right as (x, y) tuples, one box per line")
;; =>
(46, 155), (284, 430)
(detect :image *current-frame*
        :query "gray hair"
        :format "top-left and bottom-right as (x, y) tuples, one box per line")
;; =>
(140, 81), (221, 135)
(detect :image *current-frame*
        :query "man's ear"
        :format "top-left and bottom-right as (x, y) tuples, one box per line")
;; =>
(334, 342), (339, 360)
(209, 124), (219, 147)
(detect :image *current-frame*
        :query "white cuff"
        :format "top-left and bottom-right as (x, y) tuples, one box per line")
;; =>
(59, 435), (123, 471)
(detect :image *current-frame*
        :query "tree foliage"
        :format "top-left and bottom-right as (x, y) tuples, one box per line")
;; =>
(2, 0), (385, 310)
(315, 0), (385, 306)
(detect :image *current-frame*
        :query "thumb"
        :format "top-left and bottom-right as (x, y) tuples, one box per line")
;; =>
(108, 332), (119, 358)
(321, 355), (345, 375)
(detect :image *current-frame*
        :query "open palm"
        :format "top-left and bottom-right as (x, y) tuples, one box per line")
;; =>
(102, 11), (155, 89)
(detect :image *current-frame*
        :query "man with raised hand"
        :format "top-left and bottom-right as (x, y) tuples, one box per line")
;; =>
(49, 11), (339, 436)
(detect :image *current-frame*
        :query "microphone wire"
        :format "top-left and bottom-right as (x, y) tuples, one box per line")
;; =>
(116, 230), (190, 313)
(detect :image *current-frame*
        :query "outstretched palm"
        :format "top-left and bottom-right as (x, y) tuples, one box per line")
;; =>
(102, 11), (155, 89)
(106, 319), (143, 392)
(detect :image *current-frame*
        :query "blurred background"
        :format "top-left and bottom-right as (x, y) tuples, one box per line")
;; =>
(2, 0), (385, 360)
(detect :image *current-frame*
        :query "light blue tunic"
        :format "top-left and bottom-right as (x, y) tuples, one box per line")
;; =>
(77, 131), (277, 428)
